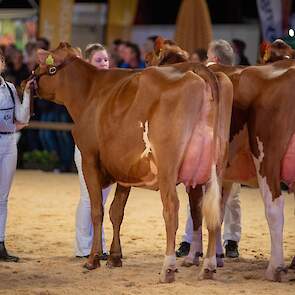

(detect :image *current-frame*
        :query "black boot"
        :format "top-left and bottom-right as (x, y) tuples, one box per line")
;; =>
(176, 241), (190, 257)
(225, 240), (239, 258)
(0, 242), (19, 262)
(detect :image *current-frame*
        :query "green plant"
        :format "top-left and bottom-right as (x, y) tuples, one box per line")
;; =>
(23, 150), (59, 171)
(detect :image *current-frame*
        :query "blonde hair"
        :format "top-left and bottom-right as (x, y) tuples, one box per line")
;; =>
(84, 43), (107, 61)
(73, 47), (83, 58)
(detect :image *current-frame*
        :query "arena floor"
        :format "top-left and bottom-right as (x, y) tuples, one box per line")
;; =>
(0, 170), (294, 294)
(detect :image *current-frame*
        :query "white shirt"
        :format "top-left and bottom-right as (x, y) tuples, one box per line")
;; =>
(0, 76), (30, 125)
(0, 76), (30, 153)
(206, 61), (217, 67)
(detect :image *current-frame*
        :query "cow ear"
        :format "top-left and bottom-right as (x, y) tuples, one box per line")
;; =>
(154, 36), (165, 55)
(37, 49), (50, 65)
(57, 42), (71, 49)
(144, 52), (153, 66)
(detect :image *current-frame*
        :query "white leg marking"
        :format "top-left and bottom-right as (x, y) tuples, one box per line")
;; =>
(160, 255), (177, 282)
(162, 255), (176, 270)
(199, 255), (217, 280)
(253, 137), (285, 281)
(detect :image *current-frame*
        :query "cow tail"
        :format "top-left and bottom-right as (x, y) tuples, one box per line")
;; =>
(202, 164), (221, 231)
(192, 64), (219, 103)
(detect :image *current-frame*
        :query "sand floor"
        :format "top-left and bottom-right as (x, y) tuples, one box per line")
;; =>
(0, 170), (294, 294)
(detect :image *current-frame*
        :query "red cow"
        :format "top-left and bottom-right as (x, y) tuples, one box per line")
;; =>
(28, 43), (233, 283)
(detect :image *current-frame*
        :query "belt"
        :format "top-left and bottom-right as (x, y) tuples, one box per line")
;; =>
(0, 132), (14, 134)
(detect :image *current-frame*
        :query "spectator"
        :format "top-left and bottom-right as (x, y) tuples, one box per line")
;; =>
(119, 42), (145, 69)
(24, 42), (38, 72)
(190, 48), (208, 64)
(4, 48), (30, 94)
(36, 37), (50, 51)
(109, 39), (124, 67)
(232, 39), (250, 66)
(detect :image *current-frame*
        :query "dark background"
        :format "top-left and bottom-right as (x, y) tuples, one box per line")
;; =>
(0, 0), (259, 24)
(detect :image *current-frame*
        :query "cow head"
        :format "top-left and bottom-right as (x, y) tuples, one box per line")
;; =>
(145, 36), (189, 66)
(260, 39), (295, 64)
(30, 42), (78, 103)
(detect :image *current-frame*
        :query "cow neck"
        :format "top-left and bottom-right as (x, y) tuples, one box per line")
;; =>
(56, 59), (98, 122)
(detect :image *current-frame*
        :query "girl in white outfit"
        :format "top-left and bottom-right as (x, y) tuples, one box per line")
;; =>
(75, 44), (112, 259)
(0, 50), (31, 262)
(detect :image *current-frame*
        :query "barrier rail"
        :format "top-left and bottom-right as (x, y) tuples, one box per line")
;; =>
(26, 120), (74, 131)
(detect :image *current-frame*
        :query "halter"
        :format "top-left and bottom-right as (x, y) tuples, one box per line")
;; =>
(29, 55), (78, 97)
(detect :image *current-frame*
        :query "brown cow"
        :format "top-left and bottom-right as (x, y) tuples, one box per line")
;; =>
(149, 39), (295, 281)
(29, 42), (233, 283)
(146, 38), (240, 269)
(209, 61), (295, 279)
(260, 39), (295, 64)
(221, 59), (295, 281)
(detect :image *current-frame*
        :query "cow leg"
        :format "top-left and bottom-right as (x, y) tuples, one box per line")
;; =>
(260, 188), (285, 281)
(199, 228), (218, 279)
(81, 157), (103, 270)
(159, 181), (179, 283)
(183, 185), (203, 267)
(107, 184), (131, 268)
(252, 158), (286, 281)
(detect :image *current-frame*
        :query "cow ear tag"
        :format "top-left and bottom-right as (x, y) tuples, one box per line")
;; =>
(46, 54), (54, 66)
(263, 47), (271, 63)
(156, 48), (163, 59)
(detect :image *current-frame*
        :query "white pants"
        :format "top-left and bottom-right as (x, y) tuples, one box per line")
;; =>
(0, 134), (17, 242)
(223, 183), (241, 243)
(74, 146), (111, 256)
(182, 183), (241, 244)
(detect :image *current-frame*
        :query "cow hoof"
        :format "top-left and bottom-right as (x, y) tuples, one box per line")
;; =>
(159, 268), (177, 283)
(106, 255), (122, 268)
(290, 257), (295, 270)
(265, 265), (288, 282)
(199, 268), (216, 280)
(83, 255), (100, 270)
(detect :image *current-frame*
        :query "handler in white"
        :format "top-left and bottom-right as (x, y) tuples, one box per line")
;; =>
(75, 147), (111, 259)
(0, 51), (31, 262)
(75, 44), (112, 259)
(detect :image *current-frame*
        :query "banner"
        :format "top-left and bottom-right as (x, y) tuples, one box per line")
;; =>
(257, 0), (283, 42)
(39, 0), (74, 48)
